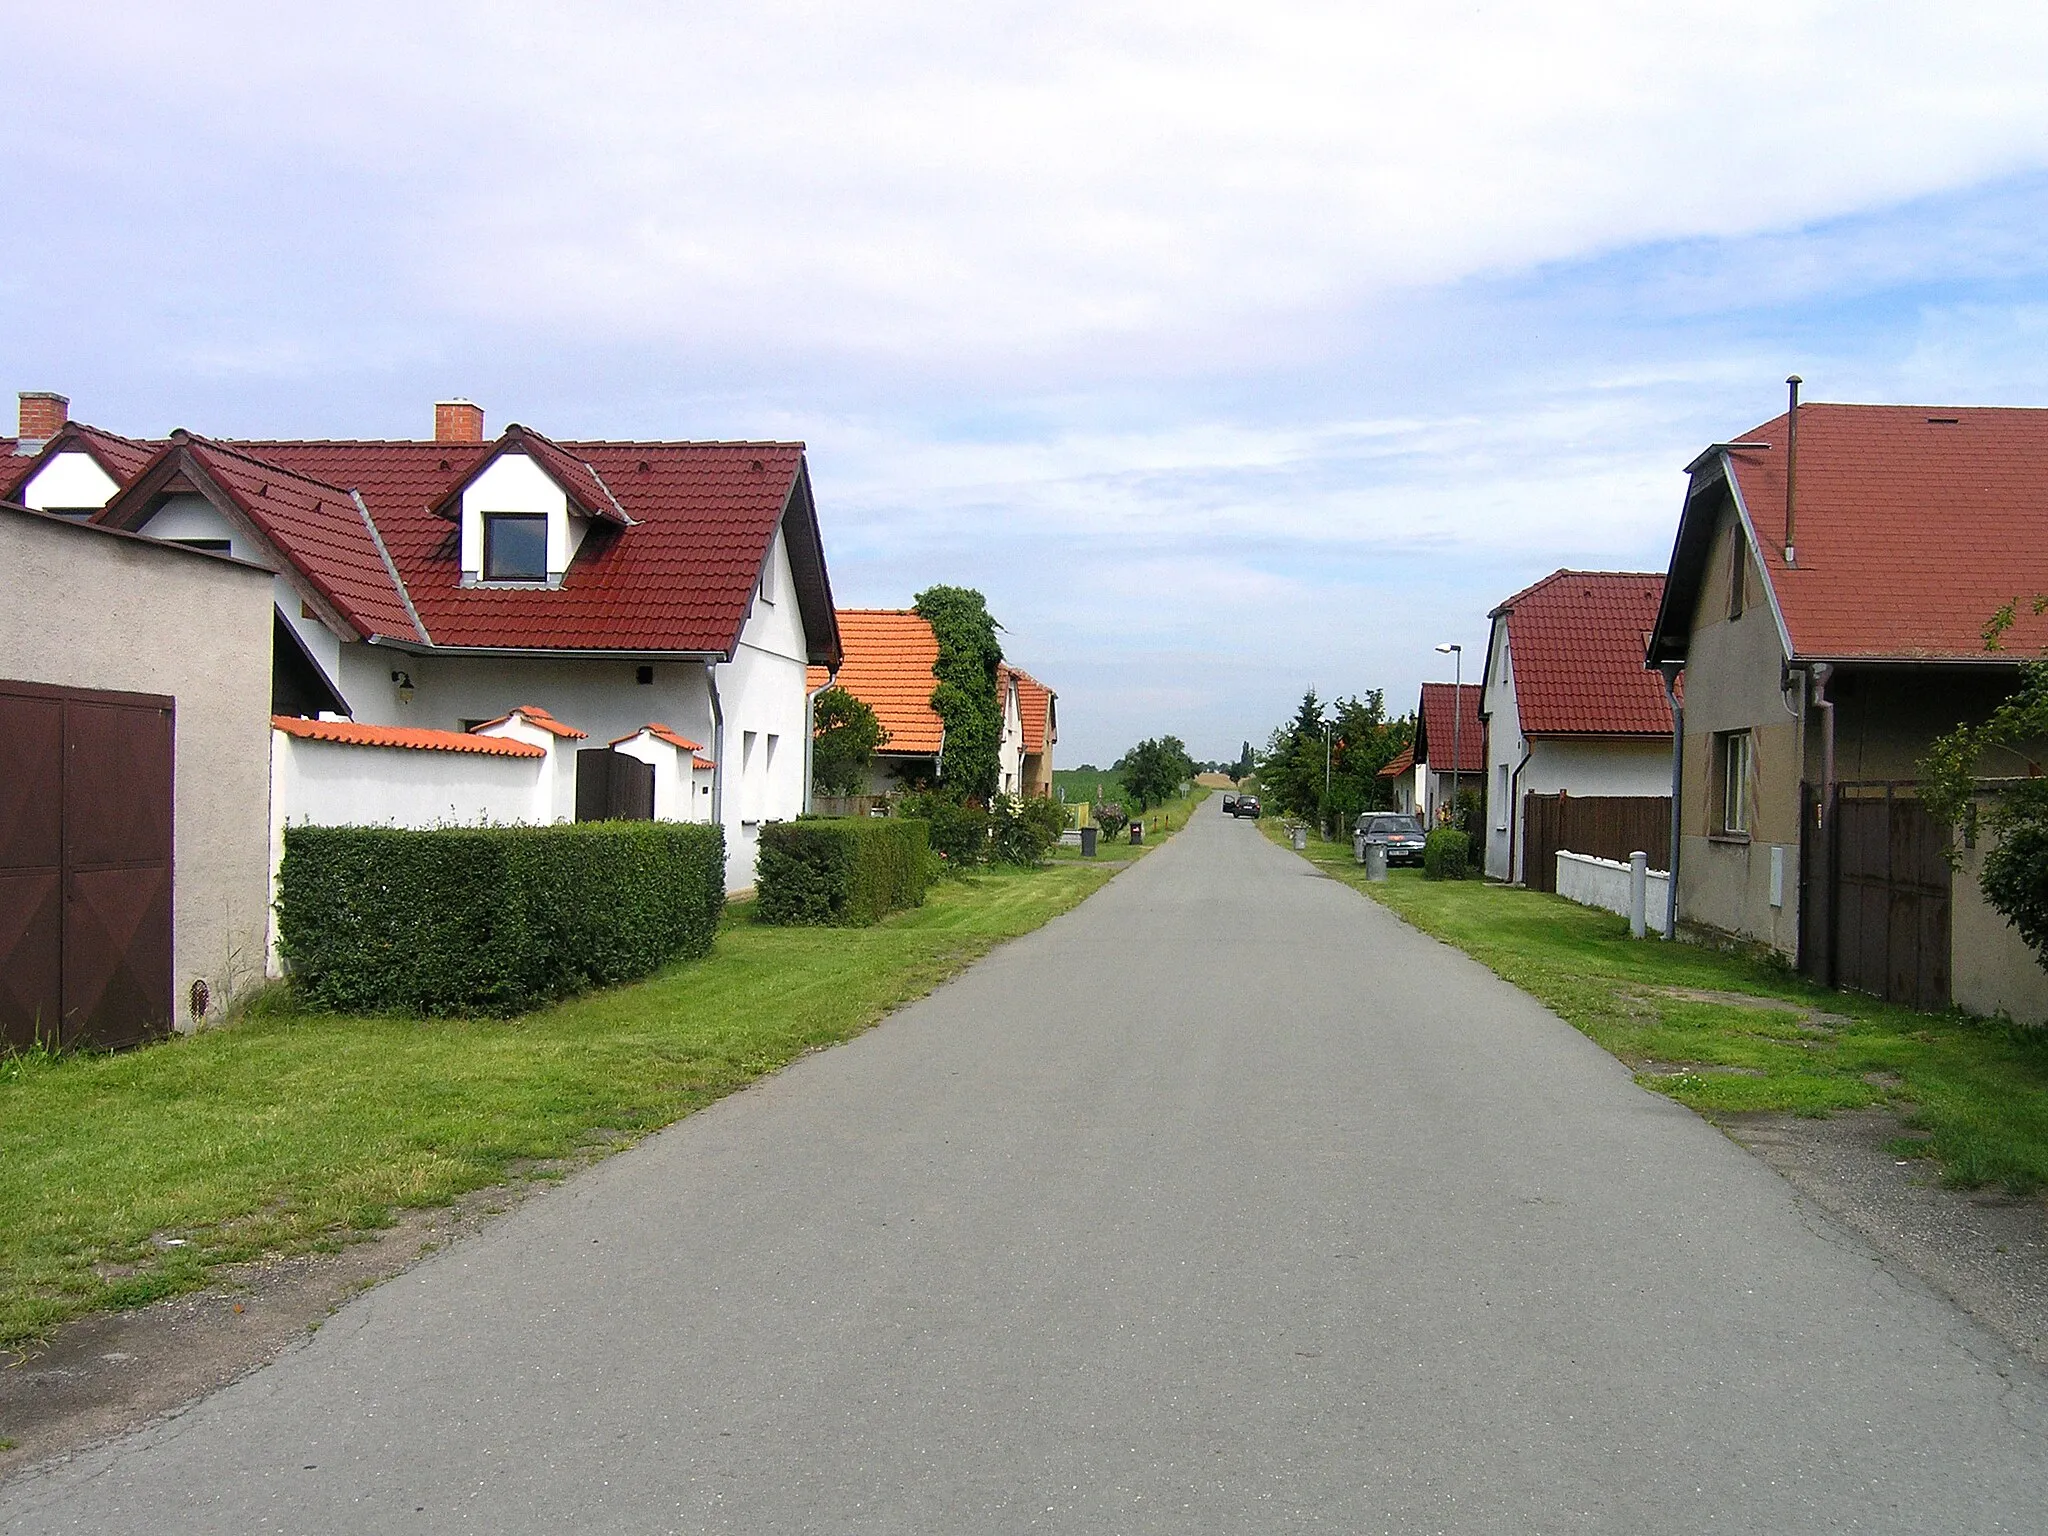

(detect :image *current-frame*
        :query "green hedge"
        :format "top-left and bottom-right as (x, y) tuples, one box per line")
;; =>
(757, 818), (931, 925)
(1423, 827), (1472, 881)
(276, 821), (725, 1016)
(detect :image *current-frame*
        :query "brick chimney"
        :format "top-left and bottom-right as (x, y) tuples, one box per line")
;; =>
(435, 399), (484, 443)
(17, 391), (68, 452)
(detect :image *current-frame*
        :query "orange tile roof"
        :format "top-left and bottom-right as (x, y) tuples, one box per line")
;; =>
(476, 704), (588, 739)
(692, 755), (717, 771)
(806, 608), (945, 755)
(1378, 743), (1414, 777)
(271, 714), (545, 757)
(611, 722), (705, 752)
(1000, 664), (1057, 753)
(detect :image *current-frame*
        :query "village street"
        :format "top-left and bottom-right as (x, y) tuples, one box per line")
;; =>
(4, 810), (2045, 1534)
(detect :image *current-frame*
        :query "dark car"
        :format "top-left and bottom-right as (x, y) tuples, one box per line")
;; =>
(1234, 795), (1262, 819)
(1222, 792), (1238, 814)
(1355, 811), (1427, 865)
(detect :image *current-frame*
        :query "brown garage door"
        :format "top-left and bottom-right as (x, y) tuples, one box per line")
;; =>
(0, 679), (175, 1051)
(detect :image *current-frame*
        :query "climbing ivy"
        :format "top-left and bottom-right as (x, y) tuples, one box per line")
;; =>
(914, 584), (1004, 801)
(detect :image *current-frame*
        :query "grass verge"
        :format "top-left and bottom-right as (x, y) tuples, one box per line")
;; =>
(1048, 784), (1210, 865)
(0, 859), (1117, 1349)
(1269, 822), (2048, 1195)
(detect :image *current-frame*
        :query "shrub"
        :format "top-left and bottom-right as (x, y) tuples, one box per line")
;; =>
(1094, 800), (1129, 839)
(811, 687), (889, 798)
(1423, 827), (1472, 881)
(990, 793), (1070, 865)
(276, 821), (726, 1016)
(757, 818), (931, 925)
(900, 790), (990, 870)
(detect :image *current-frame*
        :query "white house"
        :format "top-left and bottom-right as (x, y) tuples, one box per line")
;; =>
(5, 394), (842, 893)
(1479, 569), (1674, 885)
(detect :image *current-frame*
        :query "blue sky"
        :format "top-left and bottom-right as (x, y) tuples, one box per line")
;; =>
(9, 2), (2048, 764)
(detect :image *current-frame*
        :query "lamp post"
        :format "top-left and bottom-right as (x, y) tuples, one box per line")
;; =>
(1322, 716), (1334, 835)
(1435, 642), (1462, 829)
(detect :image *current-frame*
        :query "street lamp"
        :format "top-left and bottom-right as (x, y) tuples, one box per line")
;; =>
(1321, 716), (1334, 837)
(1435, 642), (1462, 828)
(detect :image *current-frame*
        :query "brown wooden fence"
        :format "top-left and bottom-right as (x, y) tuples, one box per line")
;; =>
(1520, 793), (1671, 893)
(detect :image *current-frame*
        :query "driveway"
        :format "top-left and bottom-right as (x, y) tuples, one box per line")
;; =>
(5, 808), (2045, 1533)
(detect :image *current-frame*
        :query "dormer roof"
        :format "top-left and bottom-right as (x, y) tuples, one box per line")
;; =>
(427, 424), (632, 527)
(1, 422), (163, 502)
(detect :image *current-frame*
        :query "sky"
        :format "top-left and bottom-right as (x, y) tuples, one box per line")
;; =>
(8, 2), (2048, 765)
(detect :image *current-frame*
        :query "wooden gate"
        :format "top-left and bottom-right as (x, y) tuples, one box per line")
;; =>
(1520, 793), (1671, 893)
(575, 748), (656, 822)
(1808, 783), (1951, 1011)
(0, 679), (175, 1051)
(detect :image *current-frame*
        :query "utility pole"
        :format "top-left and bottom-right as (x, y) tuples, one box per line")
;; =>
(1435, 642), (1463, 829)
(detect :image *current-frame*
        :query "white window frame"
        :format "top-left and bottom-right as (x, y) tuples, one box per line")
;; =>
(1718, 730), (1752, 837)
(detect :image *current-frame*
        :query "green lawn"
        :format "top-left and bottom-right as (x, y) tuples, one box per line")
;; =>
(0, 860), (1116, 1349)
(1271, 824), (2048, 1194)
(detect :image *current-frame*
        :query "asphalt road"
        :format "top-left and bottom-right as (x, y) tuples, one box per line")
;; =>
(7, 809), (2046, 1534)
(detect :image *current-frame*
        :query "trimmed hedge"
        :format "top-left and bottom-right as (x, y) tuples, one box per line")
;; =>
(276, 821), (726, 1016)
(757, 818), (931, 926)
(1423, 827), (1472, 881)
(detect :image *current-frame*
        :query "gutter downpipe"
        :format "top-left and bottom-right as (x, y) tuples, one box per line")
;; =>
(1812, 662), (1836, 813)
(1507, 739), (1534, 884)
(1660, 663), (1684, 940)
(705, 661), (726, 828)
(802, 665), (838, 816)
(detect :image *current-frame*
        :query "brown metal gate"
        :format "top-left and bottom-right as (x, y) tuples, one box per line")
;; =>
(0, 679), (175, 1051)
(1519, 793), (1672, 892)
(1804, 782), (1951, 1012)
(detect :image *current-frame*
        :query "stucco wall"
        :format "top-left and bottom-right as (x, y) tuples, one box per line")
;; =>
(1481, 615), (1519, 879)
(1952, 833), (2048, 1025)
(1556, 851), (1671, 936)
(1673, 508), (1802, 956)
(1, 507), (276, 1025)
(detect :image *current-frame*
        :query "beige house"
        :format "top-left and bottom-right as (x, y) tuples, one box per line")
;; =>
(1646, 393), (2048, 1021)
(1, 499), (277, 1045)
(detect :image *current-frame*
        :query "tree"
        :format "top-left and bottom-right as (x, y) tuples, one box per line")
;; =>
(810, 687), (888, 798)
(913, 585), (1004, 801)
(1234, 741), (1255, 781)
(1922, 603), (2048, 971)
(1255, 688), (1414, 826)
(1116, 735), (1196, 810)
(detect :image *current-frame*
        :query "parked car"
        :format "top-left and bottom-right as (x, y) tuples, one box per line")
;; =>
(1222, 792), (1238, 814)
(1355, 811), (1426, 865)
(1234, 795), (1262, 819)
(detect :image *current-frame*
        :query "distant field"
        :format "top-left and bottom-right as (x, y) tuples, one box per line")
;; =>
(1050, 767), (1128, 806)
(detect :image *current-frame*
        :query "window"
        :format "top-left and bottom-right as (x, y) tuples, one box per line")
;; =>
(170, 537), (232, 554)
(757, 552), (777, 604)
(1716, 730), (1752, 836)
(483, 513), (548, 582)
(1726, 529), (1747, 620)
(1496, 763), (1510, 829)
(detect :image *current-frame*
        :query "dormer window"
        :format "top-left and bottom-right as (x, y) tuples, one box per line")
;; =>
(484, 513), (549, 582)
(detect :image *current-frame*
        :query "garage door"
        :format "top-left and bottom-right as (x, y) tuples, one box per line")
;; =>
(0, 679), (175, 1051)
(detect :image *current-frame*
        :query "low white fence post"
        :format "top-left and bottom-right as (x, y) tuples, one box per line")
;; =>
(1628, 850), (1648, 940)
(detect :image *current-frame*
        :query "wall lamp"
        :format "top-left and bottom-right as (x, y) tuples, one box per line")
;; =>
(391, 669), (416, 703)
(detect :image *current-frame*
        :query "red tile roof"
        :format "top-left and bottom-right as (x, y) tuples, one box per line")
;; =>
(428, 425), (631, 527)
(1714, 405), (2048, 660)
(1011, 669), (1055, 754)
(179, 437), (424, 643)
(612, 722), (704, 752)
(1491, 570), (1671, 737)
(1416, 682), (1484, 773)
(477, 704), (587, 739)
(806, 609), (945, 755)
(272, 714), (545, 757)
(1379, 743), (1414, 778)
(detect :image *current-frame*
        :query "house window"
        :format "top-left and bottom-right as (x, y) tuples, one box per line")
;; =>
(1726, 530), (1747, 620)
(170, 537), (232, 554)
(483, 513), (548, 582)
(1715, 730), (1752, 837)
(757, 553), (777, 604)
(1496, 764), (1510, 829)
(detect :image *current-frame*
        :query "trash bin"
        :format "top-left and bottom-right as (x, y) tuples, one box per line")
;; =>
(1354, 832), (1367, 864)
(1291, 826), (1307, 851)
(1364, 843), (1388, 882)
(1130, 823), (1143, 845)
(1080, 826), (1098, 858)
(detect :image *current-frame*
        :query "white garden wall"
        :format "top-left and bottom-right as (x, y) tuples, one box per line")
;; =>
(1556, 851), (1671, 936)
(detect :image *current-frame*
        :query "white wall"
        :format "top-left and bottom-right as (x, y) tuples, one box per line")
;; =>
(20, 449), (119, 512)
(1481, 614), (1520, 880)
(1525, 739), (1672, 798)
(613, 730), (712, 822)
(1556, 851), (1672, 936)
(459, 453), (588, 583)
(998, 675), (1025, 794)
(715, 521), (811, 890)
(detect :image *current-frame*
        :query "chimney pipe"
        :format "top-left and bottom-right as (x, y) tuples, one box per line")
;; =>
(434, 399), (485, 444)
(16, 391), (68, 453)
(1782, 374), (1801, 567)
